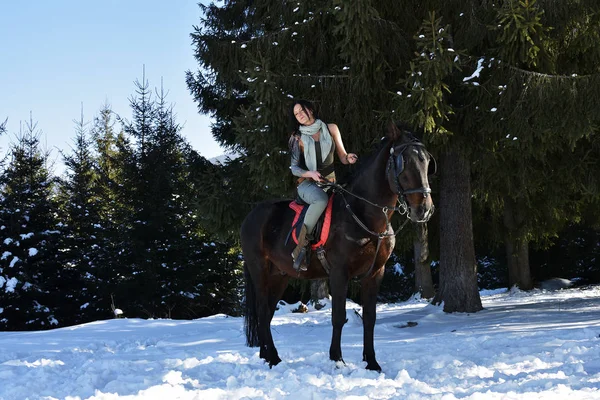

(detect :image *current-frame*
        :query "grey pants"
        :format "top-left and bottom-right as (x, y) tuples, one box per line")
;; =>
(297, 180), (329, 234)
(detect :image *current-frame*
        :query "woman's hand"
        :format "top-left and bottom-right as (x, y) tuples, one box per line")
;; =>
(345, 153), (358, 164)
(306, 170), (323, 182)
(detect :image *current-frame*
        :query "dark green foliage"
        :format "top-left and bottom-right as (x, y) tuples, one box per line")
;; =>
(531, 224), (600, 284)
(104, 76), (242, 319)
(56, 111), (106, 324)
(0, 118), (62, 330)
(378, 253), (418, 303)
(0, 77), (243, 330)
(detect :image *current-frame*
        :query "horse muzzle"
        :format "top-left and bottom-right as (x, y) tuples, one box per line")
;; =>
(407, 195), (435, 223)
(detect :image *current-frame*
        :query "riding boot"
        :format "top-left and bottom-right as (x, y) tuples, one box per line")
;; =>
(292, 225), (312, 271)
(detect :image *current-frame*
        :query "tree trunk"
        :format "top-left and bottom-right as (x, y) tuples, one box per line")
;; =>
(310, 279), (329, 309)
(413, 222), (435, 298)
(503, 198), (533, 290)
(432, 146), (483, 313)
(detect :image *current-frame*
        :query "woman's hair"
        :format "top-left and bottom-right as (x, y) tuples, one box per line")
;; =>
(288, 99), (319, 134)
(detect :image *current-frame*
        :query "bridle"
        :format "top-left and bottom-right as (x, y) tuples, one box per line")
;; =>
(316, 138), (435, 277)
(386, 141), (434, 199)
(320, 139), (435, 236)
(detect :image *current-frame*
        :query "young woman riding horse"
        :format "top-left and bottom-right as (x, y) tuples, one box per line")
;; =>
(241, 114), (435, 372)
(288, 100), (358, 271)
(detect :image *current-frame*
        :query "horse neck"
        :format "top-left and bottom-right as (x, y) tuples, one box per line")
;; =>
(347, 140), (398, 210)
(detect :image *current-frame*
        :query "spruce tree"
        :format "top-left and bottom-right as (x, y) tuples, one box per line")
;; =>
(113, 74), (242, 318)
(57, 108), (106, 324)
(0, 117), (62, 330)
(470, 0), (600, 289)
(189, 0), (600, 311)
(90, 103), (130, 313)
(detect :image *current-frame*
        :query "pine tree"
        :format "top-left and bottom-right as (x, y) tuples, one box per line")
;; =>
(112, 74), (243, 318)
(469, 0), (600, 289)
(89, 103), (131, 318)
(0, 117), (62, 330)
(57, 108), (106, 324)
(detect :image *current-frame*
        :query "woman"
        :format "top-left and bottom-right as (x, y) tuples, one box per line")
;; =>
(288, 99), (358, 271)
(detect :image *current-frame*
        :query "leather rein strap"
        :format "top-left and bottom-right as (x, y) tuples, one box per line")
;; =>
(319, 140), (432, 279)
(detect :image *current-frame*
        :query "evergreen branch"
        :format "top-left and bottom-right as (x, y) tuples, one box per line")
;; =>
(225, 12), (324, 46)
(370, 16), (412, 47)
(289, 74), (350, 79)
(506, 64), (600, 79)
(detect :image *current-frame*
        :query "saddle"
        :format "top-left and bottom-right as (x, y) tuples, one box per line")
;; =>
(288, 194), (335, 250)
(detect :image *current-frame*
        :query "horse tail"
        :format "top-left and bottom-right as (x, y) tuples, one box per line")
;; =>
(243, 261), (260, 347)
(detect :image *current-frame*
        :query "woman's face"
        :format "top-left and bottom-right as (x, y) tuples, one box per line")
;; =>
(293, 104), (314, 126)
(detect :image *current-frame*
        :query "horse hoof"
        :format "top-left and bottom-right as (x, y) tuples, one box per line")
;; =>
(366, 361), (382, 373)
(268, 357), (282, 368)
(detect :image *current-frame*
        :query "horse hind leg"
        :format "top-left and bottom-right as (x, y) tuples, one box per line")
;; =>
(244, 259), (288, 367)
(260, 268), (289, 367)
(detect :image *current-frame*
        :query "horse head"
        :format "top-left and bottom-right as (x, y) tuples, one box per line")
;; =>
(386, 123), (436, 223)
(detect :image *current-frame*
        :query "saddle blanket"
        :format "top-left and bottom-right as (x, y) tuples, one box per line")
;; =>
(289, 194), (334, 249)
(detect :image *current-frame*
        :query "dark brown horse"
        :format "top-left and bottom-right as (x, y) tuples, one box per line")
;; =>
(240, 124), (435, 372)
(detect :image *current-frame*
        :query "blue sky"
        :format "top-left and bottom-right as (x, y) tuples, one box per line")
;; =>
(0, 1), (222, 172)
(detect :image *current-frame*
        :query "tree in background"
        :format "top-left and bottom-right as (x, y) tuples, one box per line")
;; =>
(0, 117), (62, 330)
(465, 0), (600, 289)
(90, 103), (132, 315)
(56, 108), (106, 324)
(111, 74), (242, 318)
(0, 81), (244, 330)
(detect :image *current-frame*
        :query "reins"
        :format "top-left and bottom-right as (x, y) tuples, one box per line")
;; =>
(318, 181), (410, 239)
(315, 139), (433, 279)
(318, 180), (411, 280)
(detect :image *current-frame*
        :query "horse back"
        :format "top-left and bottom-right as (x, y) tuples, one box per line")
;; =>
(240, 199), (295, 255)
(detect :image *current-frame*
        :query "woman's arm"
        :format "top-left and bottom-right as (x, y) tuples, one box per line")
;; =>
(328, 123), (358, 164)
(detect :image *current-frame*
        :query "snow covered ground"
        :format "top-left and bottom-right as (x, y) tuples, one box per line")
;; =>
(1, 286), (599, 400)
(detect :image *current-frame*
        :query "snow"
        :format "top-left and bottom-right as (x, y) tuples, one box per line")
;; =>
(464, 58), (485, 82)
(393, 262), (404, 275)
(3, 277), (18, 292)
(28, 247), (38, 257)
(0, 287), (599, 399)
(9, 256), (19, 268)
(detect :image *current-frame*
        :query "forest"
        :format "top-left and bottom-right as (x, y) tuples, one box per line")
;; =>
(0, 0), (599, 330)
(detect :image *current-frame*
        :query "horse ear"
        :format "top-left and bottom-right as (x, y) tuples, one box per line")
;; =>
(386, 120), (401, 141)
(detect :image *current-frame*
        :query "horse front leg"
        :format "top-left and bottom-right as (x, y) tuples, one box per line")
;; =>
(361, 266), (385, 372)
(329, 267), (349, 364)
